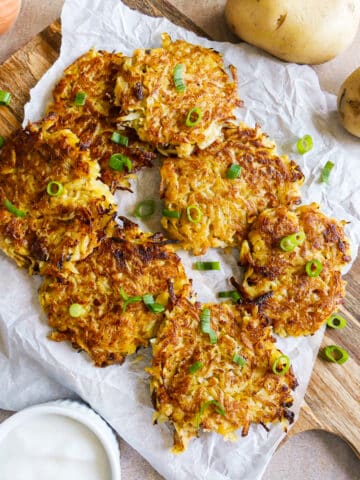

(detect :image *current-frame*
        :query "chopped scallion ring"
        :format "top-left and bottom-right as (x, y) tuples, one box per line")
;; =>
(232, 353), (246, 367)
(46, 181), (64, 197)
(196, 400), (226, 429)
(326, 313), (347, 329)
(226, 164), (242, 179)
(194, 261), (220, 271)
(69, 303), (86, 317)
(186, 204), (202, 223)
(272, 355), (291, 376)
(162, 208), (181, 219)
(134, 199), (156, 218)
(218, 290), (241, 302)
(296, 134), (313, 154)
(147, 302), (165, 314)
(4, 199), (26, 218)
(185, 107), (202, 127)
(0, 136), (4, 148)
(142, 294), (155, 305)
(74, 91), (87, 106)
(200, 308), (217, 344)
(189, 361), (203, 374)
(320, 161), (334, 184)
(109, 153), (132, 172)
(0, 90), (11, 106)
(323, 345), (349, 364)
(280, 231), (305, 252)
(111, 131), (129, 146)
(173, 64), (186, 92)
(305, 259), (323, 277)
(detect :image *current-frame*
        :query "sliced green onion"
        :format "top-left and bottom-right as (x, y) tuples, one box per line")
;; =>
(323, 345), (349, 364)
(111, 131), (129, 146)
(119, 287), (142, 312)
(186, 205), (202, 223)
(74, 91), (86, 106)
(173, 64), (186, 92)
(272, 355), (291, 376)
(4, 199), (26, 218)
(142, 294), (155, 305)
(162, 208), (181, 219)
(119, 287), (129, 301)
(320, 161), (334, 184)
(147, 302), (165, 314)
(296, 134), (313, 154)
(0, 136), (5, 148)
(69, 303), (86, 317)
(200, 308), (217, 344)
(109, 153), (132, 172)
(305, 259), (323, 277)
(46, 181), (64, 197)
(134, 199), (156, 218)
(326, 313), (347, 329)
(232, 353), (246, 367)
(185, 107), (202, 127)
(196, 400), (226, 429)
(226, 164), (242, 180)
(218, 290), (241, 302)
(280, 231), (305, 252)
(0, 90), (11, 106)
(194, 261), (221, 271)
(189, 361), (203, 374)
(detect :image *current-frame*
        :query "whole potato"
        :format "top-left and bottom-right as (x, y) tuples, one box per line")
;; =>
(225, 0), (360, 64)
(337, 67), (360, 138)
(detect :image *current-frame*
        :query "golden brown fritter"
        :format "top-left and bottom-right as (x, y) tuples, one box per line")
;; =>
(0, 124), (116, 275)
(160, 124), (304, 255)
(46, 49), (156, 192)
(240, 204), (351, 336)
(148, 298), (297, 453)
(115, 33), (241, 157)
(39, 219), (192, 367)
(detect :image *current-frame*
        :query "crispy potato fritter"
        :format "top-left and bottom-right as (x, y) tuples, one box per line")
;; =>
(148, 299), (297, 453)
(160, 124), (304, 254)
(115, 33), (241, 156)
(240, 204), (351, 336)
(39, 219), (192, 367)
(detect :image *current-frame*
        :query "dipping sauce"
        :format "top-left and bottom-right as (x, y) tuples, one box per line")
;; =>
(0, 413), (111, 480)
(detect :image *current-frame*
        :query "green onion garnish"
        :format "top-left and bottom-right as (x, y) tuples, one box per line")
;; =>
(142, 294), (155, 305)
(173, 64), (186, 92)
(305, 259), (323, 277)
(280, 231), (305, 252)
(186, 205), (202, 223)
(323, 345), (349, 364)
(134, 199), (156, 218)
(232, 353), (246, 367)
(119, 287), (142, 312)
(46, 181), (64, 197)
(109, 153), (132, 172)
(189, 361), (203, 374)
(218, 291), (241, 302)
(194, 261), (220, 271)
(69, 303), (86, 317)
(162, 208), (181, 219)
(147, 303), (165, 314)
(111, 131), (129, 146)
(272, 355), (291, 376)
(185, 107), (203, 127)
(320, 161), (334, 184)
(4, 199), (26, 218)
(74, 92), (86, 106)
(196, 400), (226, 429)
(226, 164), (242, 180)
(326, 313), (347, 329)
(0, 90), (11, 106)
(296, 134), (313, 154)
(0, 136), (4, 148)
(200, 308), (217, 344)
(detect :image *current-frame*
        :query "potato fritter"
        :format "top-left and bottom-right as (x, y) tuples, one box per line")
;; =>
(39, 219), (192, 367)
(47, 49), (156, 192)
(0, 124), (116, 275)
(115, 33), (241, 157)
(148, 298), (297, 453)
(160, 124), (304, 254)
(240, 204), (351, 336)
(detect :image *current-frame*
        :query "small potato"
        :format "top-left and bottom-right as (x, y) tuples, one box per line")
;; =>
(225, 0), (360, 65)
(338, 67), (360, 138)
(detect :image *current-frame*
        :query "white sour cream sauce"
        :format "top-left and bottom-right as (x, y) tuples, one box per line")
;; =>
(0, 413), (111, 480)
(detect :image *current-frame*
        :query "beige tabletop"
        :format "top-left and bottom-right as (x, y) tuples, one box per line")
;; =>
(0, 1), (359, 479)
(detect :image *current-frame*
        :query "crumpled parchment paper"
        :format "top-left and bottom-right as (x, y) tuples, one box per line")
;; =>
(0, 1), (359, 479)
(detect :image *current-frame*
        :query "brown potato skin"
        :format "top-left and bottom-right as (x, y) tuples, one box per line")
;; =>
(337, 67), (360, 138)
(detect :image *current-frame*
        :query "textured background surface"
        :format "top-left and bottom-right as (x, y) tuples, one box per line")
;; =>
(0, 1), (359, 479)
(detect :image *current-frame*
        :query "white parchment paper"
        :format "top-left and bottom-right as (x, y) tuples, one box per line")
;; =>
(0, 1), (359, 479)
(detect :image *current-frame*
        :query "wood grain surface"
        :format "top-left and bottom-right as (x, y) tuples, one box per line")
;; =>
(0, 0), (359, 458)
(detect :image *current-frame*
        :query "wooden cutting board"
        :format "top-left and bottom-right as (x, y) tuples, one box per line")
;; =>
(0, 0), (359, 458)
